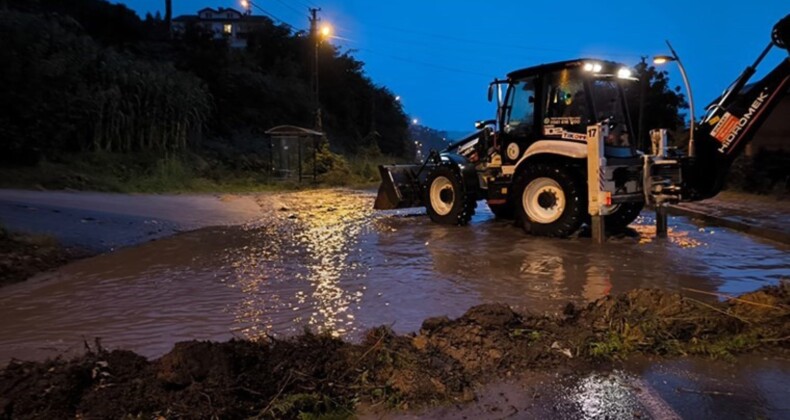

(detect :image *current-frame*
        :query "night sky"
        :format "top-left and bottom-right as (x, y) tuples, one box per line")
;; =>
(120, 1), (788, 132)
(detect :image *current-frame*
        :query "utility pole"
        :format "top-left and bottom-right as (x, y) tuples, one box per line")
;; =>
(637, 56), (648, 152)
(309, 8), (322, 131)
(165, 0), (172, 36)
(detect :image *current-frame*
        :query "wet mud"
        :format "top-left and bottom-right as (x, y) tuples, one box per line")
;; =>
(0, 229), (84, 287)
(1, 284), (788, 419)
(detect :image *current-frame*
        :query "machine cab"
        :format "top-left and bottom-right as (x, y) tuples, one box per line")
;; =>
(497, 59), (637, 164)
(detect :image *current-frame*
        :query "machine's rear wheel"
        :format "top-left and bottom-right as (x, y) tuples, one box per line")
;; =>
(515, 163), (584, 237)
(425, 165), (475, 225)
(603, 202), (644, 231)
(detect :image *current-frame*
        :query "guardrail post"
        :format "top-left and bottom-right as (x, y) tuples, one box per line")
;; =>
(587, 124), (608, 244)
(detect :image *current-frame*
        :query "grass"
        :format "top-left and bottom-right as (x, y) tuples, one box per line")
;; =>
(0, 151), (407, 193)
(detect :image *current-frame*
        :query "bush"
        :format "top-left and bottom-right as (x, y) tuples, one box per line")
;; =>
(725, 149), (790, 195)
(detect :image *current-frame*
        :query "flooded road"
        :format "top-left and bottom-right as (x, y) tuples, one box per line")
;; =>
(0, 189), (788, 363)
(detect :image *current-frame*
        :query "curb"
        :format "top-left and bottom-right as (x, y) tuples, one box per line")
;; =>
(666, 205), (790, 245)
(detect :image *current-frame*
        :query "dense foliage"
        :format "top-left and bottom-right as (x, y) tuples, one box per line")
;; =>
(0, 0), (410, 172)
(624, 60), (689, 151)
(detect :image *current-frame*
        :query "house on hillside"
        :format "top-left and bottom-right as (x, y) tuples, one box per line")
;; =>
(172, 7), (271, 48)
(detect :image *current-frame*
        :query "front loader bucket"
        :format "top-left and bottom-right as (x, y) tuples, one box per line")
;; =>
(373, 164), (426, 210)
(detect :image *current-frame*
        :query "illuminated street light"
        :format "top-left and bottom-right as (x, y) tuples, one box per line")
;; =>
(239, 0), (252, 15)
(395, 96), (401, 102)
(412, 118), (419, 125)
(310, 10), (331, 130)
(654, 41), (696, 157)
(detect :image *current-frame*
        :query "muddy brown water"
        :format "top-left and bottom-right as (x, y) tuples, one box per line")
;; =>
(0, 189), (788, 364)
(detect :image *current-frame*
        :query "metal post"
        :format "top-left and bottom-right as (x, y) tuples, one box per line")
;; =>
(298, 138), (303, 183)
(650, 128), (669, 239)
(587, 124), (609, 244)
(656, 204), (668, 238)
(313, 135), (318, 182)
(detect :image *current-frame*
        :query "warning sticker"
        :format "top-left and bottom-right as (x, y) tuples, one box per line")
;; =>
(561, 131), (587, 141)
(710, 112), (739, 143)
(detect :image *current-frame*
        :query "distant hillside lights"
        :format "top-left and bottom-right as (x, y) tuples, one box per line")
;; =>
(172, 6), (270, 48)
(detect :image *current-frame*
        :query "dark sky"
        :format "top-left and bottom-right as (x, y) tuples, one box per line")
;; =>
(121, 1), (787, 132)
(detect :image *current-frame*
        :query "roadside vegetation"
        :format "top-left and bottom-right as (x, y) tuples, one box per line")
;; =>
(0, 1), (411, 192)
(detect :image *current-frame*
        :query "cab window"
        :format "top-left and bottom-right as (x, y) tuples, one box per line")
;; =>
(504, 77), (536, 136)
(543, 68), (590, 135)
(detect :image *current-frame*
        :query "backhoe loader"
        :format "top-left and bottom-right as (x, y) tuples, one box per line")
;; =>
(374, 14), (790, 238)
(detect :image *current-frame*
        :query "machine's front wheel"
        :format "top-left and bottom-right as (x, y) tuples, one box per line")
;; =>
(425, 165), (475, 225)
(515, 163), (584, 237)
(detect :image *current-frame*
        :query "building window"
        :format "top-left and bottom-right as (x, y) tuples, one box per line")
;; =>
(223, 24), (233, 34)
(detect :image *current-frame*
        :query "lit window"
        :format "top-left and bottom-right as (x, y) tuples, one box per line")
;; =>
(223, 24), (232, 34)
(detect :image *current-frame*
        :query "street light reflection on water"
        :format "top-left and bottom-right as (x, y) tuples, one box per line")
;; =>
(226, 190), (374, 340)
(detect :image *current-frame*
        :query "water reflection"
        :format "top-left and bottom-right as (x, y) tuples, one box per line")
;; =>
(224, 190), (374, 339)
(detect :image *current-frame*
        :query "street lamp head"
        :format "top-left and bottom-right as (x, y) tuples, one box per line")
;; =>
(320, 24), (332, 38)
(412, 118), (419, 125)
(653, 55), (676, 65)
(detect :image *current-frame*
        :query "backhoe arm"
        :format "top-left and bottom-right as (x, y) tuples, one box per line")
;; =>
(685, 13), (790, 200)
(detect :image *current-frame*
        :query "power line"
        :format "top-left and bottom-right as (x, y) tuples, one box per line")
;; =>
(247, 0), (300, 32)
(270, 0), (308, 19)
(372, 23), (643, 60)
(357, 48), (495, 78)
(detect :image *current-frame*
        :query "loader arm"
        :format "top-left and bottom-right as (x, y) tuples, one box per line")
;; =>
(684, 13), (790, 200)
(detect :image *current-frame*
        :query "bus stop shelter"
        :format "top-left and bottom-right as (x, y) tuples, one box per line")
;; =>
(265, 125), (323, 182)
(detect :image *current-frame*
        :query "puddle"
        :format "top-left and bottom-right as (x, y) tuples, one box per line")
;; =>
(0, 190), (787, 363)
(377, 355), (790, 420)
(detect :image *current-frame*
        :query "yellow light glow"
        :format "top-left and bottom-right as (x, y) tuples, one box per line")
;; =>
(241, 0), (248, 8)
(320, 25), (332, 38)
(617, 68), (632, 79)
(653, 56), (674, 65)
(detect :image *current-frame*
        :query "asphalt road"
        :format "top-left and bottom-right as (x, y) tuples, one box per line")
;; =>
(0, 189), (264, 252)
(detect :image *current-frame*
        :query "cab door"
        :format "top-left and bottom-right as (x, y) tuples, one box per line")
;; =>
(500, 76), (537, 165)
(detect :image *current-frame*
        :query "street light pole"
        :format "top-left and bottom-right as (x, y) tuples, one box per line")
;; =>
(309, 8), (325, 131)
(654, 41), (696, 157)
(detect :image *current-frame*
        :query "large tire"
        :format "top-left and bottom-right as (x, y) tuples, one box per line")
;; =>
(604, 202), (644, 231)
(425, 165), (476, 225)
(514, 163), (585, 237)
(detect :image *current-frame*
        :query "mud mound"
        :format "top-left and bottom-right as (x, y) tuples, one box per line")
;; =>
(2, 286), (788, 418)
(0, 229), (81, 287)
